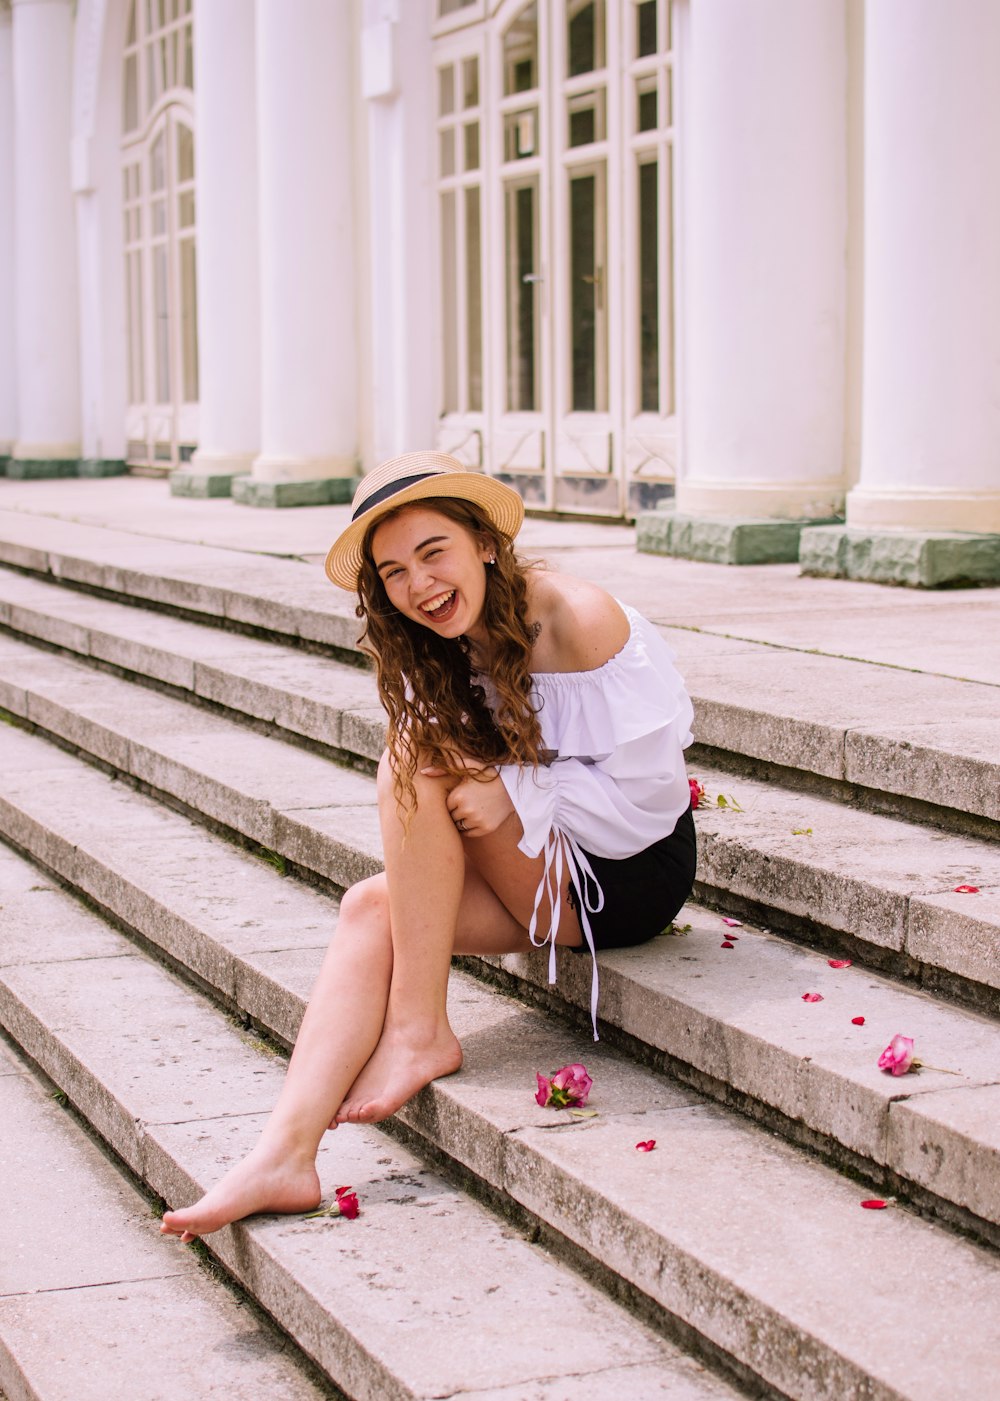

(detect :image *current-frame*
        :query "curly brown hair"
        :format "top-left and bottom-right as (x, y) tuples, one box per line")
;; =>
(355, 497), (544, 814)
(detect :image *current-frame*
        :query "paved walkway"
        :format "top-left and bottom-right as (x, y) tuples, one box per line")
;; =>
(2, 475), (998, 687)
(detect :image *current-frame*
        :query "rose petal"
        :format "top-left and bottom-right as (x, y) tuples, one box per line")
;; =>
(953, 885), (980, 894)
(721, 941), (735, 949)
(828, 959), (852, 969)
(722, 918), (743, 927)
(635, 1140), (657, 1152)
(802, 992), (824, 1002)
(860, 1199), (888, 1210)
(851, 1016), (866, 1025)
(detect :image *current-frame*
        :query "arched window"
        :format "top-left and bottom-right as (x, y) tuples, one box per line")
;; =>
(434, 0), (678, 517)
(121, 0), (197, 473)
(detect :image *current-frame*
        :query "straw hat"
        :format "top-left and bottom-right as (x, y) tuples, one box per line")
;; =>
(325, 450), (525, 591)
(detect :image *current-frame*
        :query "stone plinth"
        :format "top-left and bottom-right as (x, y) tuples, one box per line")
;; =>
(800, 525), (1000, 588)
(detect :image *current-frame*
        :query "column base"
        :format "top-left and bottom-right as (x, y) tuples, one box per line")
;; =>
(232, 476), (358, 509)
(170, 470), (249, 499)
(78, 458), (128, 478)
(7, 458), (80, 479)
(637, 509), (841, 565)
(800, 525), (1000, 588)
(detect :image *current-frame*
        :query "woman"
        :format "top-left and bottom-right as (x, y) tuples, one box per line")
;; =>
(161, 451), (695, 1241)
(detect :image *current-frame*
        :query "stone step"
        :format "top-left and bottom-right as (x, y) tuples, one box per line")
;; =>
(2, 836), (998, 1401)
(0, 629), (997, 1008)
(2, 529), (998, 830)
(0, 844), (733, 1401)
(0, 719), (997, 1250)
(0, 1033), (332, 1401)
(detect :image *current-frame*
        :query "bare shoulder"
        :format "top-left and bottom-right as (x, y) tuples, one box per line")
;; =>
(526, 570), (630, 673)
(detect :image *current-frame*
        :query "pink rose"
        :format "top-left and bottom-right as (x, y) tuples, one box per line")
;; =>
(877, 1035), (918, 1076)
(535, 1063), (593, 1109)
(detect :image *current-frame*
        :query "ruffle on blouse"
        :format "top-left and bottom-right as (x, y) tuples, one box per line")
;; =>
(530, 606), (693, 760)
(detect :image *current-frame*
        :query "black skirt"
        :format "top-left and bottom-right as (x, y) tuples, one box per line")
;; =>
(566, 804), (697, 951)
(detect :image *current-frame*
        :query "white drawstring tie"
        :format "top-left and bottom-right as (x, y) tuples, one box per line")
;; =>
(526, 827), (605, 1040)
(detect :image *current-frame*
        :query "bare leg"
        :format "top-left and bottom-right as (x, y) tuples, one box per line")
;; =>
(160, 878), (394, 1240)
(336, 807), (583, 1124)
(331, 753), (473, 1124)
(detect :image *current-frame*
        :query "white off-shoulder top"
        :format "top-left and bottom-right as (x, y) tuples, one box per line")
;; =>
(478, 602), (694, 1036)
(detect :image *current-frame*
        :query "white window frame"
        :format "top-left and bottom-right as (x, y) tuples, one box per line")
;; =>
(121, 0), (197, 473)
(432, 0), (682, 517)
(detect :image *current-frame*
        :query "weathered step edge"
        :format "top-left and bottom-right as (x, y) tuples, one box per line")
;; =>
(0, 1033), (337, 1401)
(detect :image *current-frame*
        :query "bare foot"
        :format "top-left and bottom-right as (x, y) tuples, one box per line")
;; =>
(334, 1025), (463, 1125)
(160, 1141), (321, 1242)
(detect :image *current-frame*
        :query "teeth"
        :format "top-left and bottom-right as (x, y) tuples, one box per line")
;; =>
(421, 590), (455, 614)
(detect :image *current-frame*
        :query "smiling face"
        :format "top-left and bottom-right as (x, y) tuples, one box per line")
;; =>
(370, 505), (494, 645)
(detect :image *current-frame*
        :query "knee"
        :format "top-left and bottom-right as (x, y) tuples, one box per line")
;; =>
(338, 874), (390, 935)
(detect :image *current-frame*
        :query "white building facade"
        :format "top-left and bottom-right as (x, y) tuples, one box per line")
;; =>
(0, 0), (998, 576)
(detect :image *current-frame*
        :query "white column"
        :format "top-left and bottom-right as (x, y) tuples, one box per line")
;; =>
(677, 0), (847, 520)
(0, 5), (16, 461)
(10, 0), (80, 466)
(251, 0), (357, 484)
(361, 1), (436, 465)
(186, 0), (260, 480)
(848, 0), (1000, 535)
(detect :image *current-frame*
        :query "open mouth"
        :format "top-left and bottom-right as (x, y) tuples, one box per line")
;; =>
(420, 590), (458, 622)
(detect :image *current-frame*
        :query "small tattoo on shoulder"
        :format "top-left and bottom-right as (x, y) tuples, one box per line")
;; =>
(527, 621), (542, 643)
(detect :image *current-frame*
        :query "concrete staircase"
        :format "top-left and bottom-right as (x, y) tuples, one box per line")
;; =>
(0, 511), (998, 1401)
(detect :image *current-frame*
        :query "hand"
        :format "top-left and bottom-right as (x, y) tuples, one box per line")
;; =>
(420, 757), (514, 838)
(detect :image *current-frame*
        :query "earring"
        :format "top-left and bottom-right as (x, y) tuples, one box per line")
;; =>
(487, 553), (496, 565)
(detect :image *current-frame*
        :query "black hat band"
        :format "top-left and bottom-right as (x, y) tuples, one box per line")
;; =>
(351, 471), (442, 522)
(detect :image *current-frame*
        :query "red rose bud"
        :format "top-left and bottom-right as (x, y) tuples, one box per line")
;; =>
(689, 778), (706, 810)
(334, 1186), (360, 1219)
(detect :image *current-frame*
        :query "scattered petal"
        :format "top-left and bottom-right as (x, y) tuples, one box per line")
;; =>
(722, 918), (743, 928)
(568, 1108), (599, 1119)
(851, 1016), (866, 1026)
(802, 992), (824, 1003)
(721, 941), (735, 949)
(953, 885), (980, 894)
(635, 1140), (657, 1152)
(828, 959), (853, 969)
(861, 1199), (888, 1210)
